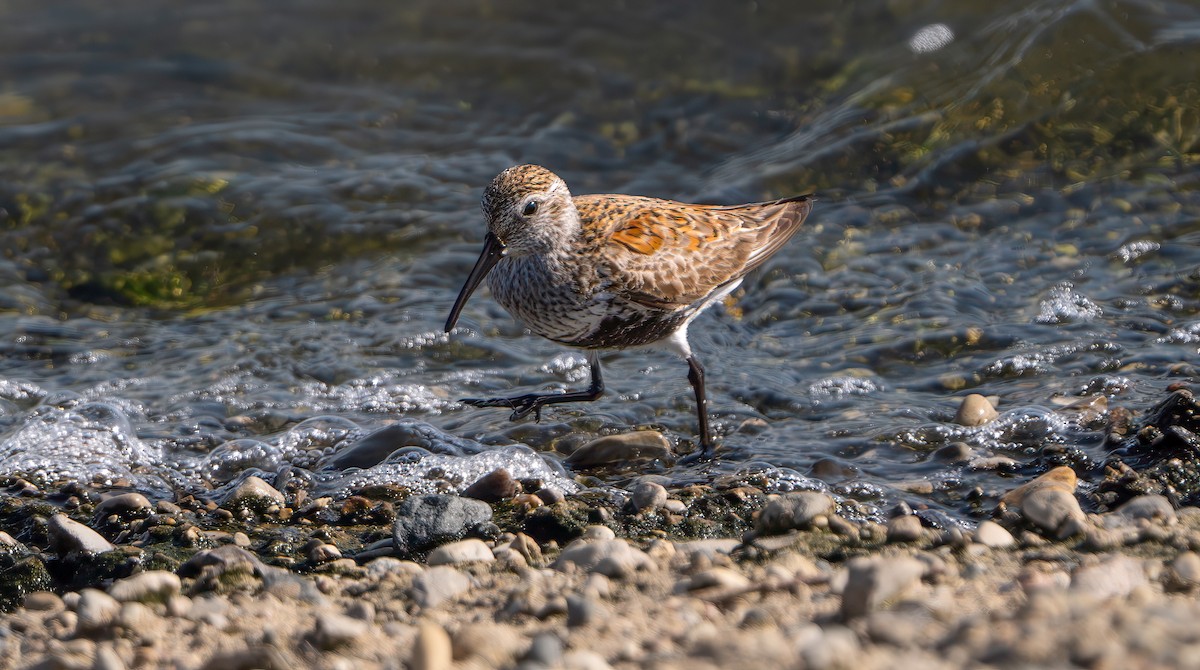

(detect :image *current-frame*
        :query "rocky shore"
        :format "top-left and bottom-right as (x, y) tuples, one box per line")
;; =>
(2, 389), (1200, 669)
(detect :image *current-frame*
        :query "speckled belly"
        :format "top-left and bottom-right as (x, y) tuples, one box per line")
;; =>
(486, 257), (686, 349)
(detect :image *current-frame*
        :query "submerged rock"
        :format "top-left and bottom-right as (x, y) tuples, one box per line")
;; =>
(564, 431), (674, 468)
(1097, 389), (1200, 507)
(953, 394), (999, 426)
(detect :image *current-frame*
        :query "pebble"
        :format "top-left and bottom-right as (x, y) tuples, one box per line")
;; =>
(412, 620), (453, 670)
(221, 476), (285, 511)
(755, 492), (834, 534)
(76, 588), (121, 632)
(94, 493), (152, 520)
(535, 487), (565, 505)
(525, 632), (565, 666)
(308, 543), (342, 563)
(796, 624), (862, 670)
(627, 481), (668, 513)
(108, 571), (181, 603)
(346, 600), (375, 621)
(452, 622), (524, 666)
(24, 591), (65, 612)
(1109, 494), (1176, 526)
(1021, 487), (1087, 538)
(674, 538), (741, 561)
(47, 514), (116, 556)
(676, 567), (751, 595)
(312, 612), (368, 650)
(427, 538), (495, 566)
(886, 515), (924, 543)
(392, 494), (493, 555)
(93, 643), (126, 670)
(564, 431), (673, 467)
(581, 525), (616, 541)
(197, 646), (290, 670)
(178, 546), (266, 581)
(933, 442), (973, 463)
(1000, 466), (1077, 506)
(462, 468), (519, 501)
(953, 394), (999, 426)
(410, 566), (472, 608)
(566, 593), (600, 627)
(974, 520), (1016, 548)
(840, 556), (925, 619)
(1071, 555), (1148, 600)
(553, 539), (655, 578)
(1168, 552), (1200, 590)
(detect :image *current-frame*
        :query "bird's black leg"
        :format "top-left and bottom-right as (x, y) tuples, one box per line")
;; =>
(686, 354), (715, 458)
(461, 353), (604, 422)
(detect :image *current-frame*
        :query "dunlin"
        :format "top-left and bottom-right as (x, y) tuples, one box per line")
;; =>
(445, 164), (814, 458)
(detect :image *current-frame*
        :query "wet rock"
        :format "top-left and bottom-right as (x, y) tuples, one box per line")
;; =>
(411, 566), (472, 608)
(626, 481), (668, 513)
(536, 487), (566, 505)
(1071, 555), (1148, 600)
(312, 612), (368, 650)
(427, 538), (495, 566)
(76, 588), (120, 632)
(93, 493), (152, 521)
(412, 620), (453, 670)
(886, 515), (924, 543)
(1000, 466), (1078, 506)
(392, 495), (493, 556)
(307, 543), (342, 563)
(565, 431), (673, 468)
(1098, 389), (1200, 507)
(221, 476), (284, 512)
(47, 514), (115, 556)
(953, 394), (998, 426)
(177, 545), (268, 593)
(108, 571), (181, 603)
(934, 442), (973, 463)
(840, 556), (925, 619)
(974, 520), (1015, 548)
(755, 492), (834, 534)
(463, 468), (519, 502)
(554, 539), (655, 578)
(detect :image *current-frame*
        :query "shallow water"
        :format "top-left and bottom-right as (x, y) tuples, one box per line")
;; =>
(1, 0), (1198, 524)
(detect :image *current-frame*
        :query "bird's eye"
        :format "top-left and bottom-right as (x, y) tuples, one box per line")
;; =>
(522, 200), (538, 217)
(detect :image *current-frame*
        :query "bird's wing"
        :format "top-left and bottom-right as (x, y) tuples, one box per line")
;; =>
(577, 193), (814, 310)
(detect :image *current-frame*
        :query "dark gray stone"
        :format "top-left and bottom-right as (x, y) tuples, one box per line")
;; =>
(392, 495), (493, 556)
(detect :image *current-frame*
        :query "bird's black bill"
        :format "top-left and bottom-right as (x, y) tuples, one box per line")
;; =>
(445, 232), (505, 332)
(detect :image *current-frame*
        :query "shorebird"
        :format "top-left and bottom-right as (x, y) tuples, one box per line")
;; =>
(445, 165), (814, 459)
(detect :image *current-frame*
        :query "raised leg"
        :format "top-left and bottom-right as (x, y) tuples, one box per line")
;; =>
(461, 352), (604, 422)
(686, 354), (715, 458)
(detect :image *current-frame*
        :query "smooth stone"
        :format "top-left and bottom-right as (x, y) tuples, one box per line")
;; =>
(566, 593), (600, 627)
(1169, 552), (1200, 589)
(177, 545), (267, 580)
(392, 495), (493, 555)
(427, 538), (495, 566)
(76, 588), (121, 632)
(410, 566), (472, 608)
(627, 481), (668, 513)
(365, 557), (423, 578)
(93, 644), (125, 670)
(580, 525), (616, 541)
(1110, 494), (1176, 525)
(674, 538), (741, 560)
(47, 514), (116, 556)
(326, 424), (414, 470)
(108, 570), (181, 603)
(840, 556), (925, 619)
(553, 539), (655, 578)
(886, 515), (924, 543)
(412, 620), (453, 670)
(933, 442), (973, 463)
(346, 600), (376, 622)
(535, 487), (565, 505)
(24, 591), (65, 612)
(755, 492), (834, 534)
(676, 567), (751, 594)
(94, 493), (152, 519)
(564, 431), (673, 468)
(462, 468), (519, 502)
(797, 623), (862, 670)
(974, 520), (1016, 548)
(308, 543), (342, 563)
(452, 622), (525, 666)
(562, 650), (614, 670)
(510, 533), (543, 565)
(221, 476), (284, 510)
(1021, 487), (1087, 537)
(312, 612), (369, 650)
(1070, 555), (1147, 600)
(525, 632), (565, 666)
(953, 394), (999, 426)
(197, 646), (290, 670)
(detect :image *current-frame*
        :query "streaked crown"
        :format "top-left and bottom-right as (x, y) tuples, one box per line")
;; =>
(480, 164), (577, 255)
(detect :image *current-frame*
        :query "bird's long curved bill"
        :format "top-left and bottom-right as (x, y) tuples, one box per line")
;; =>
(445, 232), (506, 332)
